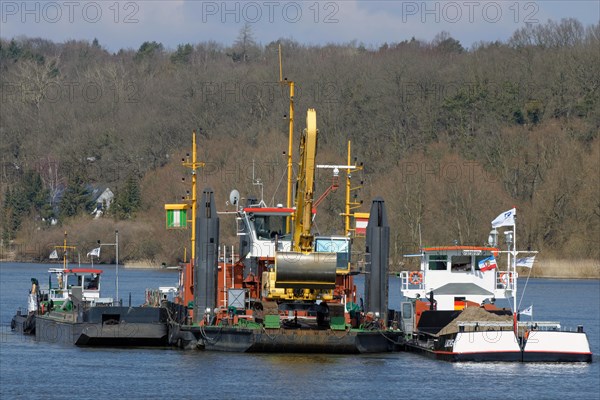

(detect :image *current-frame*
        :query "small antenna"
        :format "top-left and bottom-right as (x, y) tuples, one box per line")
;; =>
(278, 43), (283, 82)
(252, 160), (265, 207)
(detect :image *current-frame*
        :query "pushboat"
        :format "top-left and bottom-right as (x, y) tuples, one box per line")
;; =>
(11, 234), (186, 346)
(399, 230), (592, 362)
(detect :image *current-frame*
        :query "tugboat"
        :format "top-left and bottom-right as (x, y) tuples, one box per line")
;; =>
(12, 233), (187, 346)
(399, 209), (592, 362)
(11, 233), (113, 335)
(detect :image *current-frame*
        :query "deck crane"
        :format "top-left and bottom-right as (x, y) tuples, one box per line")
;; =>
(262, 109), (338, 302)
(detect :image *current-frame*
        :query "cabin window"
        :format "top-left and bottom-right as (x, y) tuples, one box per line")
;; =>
(66, 274), (80, 288)
(315, 238), (349, 254)
(84, 274), (99, 290)
(428, 255), (447, 271)
(451, 256), (472, 272)
(253, 215), (286, 240)
(50, 273), (65, 289)
(315, 238), (351, 270)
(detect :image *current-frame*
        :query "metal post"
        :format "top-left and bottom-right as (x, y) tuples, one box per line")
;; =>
(345, 141), (351, 236)
(116, 230), (119, 305)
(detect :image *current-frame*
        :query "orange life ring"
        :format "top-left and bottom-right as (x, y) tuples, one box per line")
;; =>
(409, 271), (423, 285)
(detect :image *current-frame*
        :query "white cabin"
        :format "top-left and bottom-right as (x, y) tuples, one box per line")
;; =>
(401, 246), (515, 311)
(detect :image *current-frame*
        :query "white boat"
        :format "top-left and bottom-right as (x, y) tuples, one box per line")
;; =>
(399, 210), (592, 362)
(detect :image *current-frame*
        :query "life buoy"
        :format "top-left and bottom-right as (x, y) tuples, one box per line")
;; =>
(409, 271), (423, 285)
(499, 273), (512, 286)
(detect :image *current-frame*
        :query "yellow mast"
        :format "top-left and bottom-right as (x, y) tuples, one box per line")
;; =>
(55, 231), (76, 269)
(345, 141), (352, 236)
(279, 44), (294, 233)
(343, 140), (364, 236)
(181, 131), (205, 264)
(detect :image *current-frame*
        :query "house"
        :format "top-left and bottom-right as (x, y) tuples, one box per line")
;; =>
(90, 186), (114, 218)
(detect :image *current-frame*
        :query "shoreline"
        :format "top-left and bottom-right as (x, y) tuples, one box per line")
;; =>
(2, 259), (598, 279)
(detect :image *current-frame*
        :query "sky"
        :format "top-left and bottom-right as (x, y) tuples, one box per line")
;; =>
(0, 1), (598, 51)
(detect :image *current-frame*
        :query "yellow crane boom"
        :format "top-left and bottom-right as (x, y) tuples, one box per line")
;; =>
(293, 108), (318, 253)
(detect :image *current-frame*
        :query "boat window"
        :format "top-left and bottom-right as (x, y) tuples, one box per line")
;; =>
(84, 274), (99, 290)
(253, 215), (285, 240)
(66, 274), (80, 288)
(315, 238), (349, 254)
(428, 255), (447, 271)
(451, 256), (472, 272)
(50, 273), (65, 289)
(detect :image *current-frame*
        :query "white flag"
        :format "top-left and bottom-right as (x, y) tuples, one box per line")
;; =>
(491, 208), (516, 228)
(49, 249), (59, 259)
(520, 305), (533, 316)
(516, 256), (536, 269)
(87, 247), (101, 258)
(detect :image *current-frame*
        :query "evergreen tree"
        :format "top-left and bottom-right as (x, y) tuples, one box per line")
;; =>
(59, 173), (94, 220)
(135, 41), (163, 62)
(1, 171), (52, 238)
(170, 44), (193, 64)
(2, 187), (17, 242)
(111, 175), (142, 219)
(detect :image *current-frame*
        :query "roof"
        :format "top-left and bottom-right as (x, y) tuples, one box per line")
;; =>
(424, 246), (498, 252)
(423, 246), (499, 256)
(432, 283), (493, 296)
(86, 185), (114, 202)
(244, 207), (295, 215)
(66, 268), (103, 274)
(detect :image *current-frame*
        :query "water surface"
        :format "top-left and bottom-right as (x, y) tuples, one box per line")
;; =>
(1, 263), (598, 399)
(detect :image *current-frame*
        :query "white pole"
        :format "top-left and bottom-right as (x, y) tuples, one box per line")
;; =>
(513, 217), (517, 314)
(116, 230), (119, 305)
(223, 245), (226, 306)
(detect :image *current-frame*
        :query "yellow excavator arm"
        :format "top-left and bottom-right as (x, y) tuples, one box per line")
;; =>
(293, 108), (318, 253)
(266, 108), (337, 301)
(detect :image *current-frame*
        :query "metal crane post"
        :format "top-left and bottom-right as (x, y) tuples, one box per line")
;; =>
(194, 188), (220, 324)
(365, 197), (390, 325)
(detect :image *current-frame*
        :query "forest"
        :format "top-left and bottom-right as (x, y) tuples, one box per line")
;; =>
(1, 19), (598, 266)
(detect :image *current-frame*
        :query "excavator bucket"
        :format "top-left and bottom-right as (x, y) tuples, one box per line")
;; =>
(275, 251), (338, 289)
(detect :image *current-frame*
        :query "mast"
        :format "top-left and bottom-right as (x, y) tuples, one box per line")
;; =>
(345, 141), (352, 235)
(512, 208), (517, 332)
(55, 231), (76, 270)
(279, 44), (294, 234)
(180, 132), (205, 306)
(343, 140), (364, 236)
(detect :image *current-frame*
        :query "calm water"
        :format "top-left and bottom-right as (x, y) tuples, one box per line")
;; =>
(1, 263), (598, 400)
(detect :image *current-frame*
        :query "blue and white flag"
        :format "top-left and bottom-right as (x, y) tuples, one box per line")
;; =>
(478, 256), (497, 272)
(516, 256), (536, 269)
(49, 249), (59, 259)
(491, 208), (516, 228)
(87, 247), (101, 258)
(520, 305), (533, 317)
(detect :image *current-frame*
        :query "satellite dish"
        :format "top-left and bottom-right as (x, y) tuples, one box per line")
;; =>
(229, 189), (240, 206)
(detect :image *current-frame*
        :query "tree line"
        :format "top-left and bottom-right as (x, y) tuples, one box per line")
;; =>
(0, 19), (598, 263)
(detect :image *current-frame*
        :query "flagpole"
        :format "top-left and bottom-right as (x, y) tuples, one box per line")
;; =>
(513, 209), (517, 334)
(116, 230), (119, 305)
